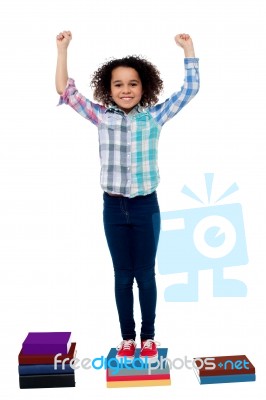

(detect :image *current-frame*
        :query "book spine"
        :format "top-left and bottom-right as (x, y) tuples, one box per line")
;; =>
(107, 379), (171, 388)
(19, 356), (70, 365)
(19, 364), (74, 375)
(198, 367), (256, 376)
(107, 373), (171, 382)
(200, 373), (256, 384)
(19, 374), (75, 389)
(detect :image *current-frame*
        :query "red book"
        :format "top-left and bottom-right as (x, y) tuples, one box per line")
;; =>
(18, 342), (76, 365)
(107, 372), (170, 382)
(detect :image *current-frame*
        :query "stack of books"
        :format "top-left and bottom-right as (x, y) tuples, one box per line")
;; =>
(193, 355), (256, 384)
(18, 332), (76, 389)
(106, 348), (171, 388)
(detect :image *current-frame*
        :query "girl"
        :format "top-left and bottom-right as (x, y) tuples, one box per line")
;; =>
(55, 31), (199, 362)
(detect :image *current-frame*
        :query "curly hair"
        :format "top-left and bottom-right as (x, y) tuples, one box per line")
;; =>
(90, 55), (163, 107)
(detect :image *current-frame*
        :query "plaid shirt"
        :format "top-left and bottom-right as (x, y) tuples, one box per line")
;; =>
(58, 58), (199, 197)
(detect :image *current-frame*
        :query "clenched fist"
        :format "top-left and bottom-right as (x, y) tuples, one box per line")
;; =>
(174, 33), (195, 57)
(56, 31), (72, 50)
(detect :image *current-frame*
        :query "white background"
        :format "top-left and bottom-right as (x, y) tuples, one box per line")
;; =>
(0, 0), (265, 398)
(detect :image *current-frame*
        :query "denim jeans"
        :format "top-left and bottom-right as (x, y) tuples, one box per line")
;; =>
(103, 191), (161, 341)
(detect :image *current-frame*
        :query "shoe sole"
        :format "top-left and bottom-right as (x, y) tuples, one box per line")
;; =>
(139, 353), (159, 364)
(116, 355), (135, 361)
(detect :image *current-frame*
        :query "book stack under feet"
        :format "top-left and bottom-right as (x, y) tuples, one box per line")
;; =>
(106, 348), (171, 388)
(18, 332), (76, 389)
(193, 355), (256, 384)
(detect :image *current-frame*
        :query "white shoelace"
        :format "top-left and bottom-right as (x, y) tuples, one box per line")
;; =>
(116, 339), (136, 351)
(142, 339), (161, 349)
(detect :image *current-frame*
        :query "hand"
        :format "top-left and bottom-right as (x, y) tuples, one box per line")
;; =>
(174, 33), (195, 57)
(56, 31), (72, 51)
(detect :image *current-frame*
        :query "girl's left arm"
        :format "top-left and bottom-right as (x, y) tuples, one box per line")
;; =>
(149, 33), (199, 126)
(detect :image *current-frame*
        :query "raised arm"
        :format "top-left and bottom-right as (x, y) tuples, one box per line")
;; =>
(149, 33), (199, 125)
(55, 31), (72, 94)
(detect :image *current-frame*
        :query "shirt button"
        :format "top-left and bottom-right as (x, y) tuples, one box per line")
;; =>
(127, 167), (130, 171)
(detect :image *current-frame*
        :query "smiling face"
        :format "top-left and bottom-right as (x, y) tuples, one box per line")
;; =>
(110, 66), (143, 113)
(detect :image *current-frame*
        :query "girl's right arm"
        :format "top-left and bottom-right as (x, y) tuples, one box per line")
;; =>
(55, 31), (72, 94)
(55, 31), (104, 126)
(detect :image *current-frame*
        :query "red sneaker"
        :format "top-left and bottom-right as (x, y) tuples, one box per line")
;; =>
(116, 339), (137, 360)
(140, 339), (160, 363)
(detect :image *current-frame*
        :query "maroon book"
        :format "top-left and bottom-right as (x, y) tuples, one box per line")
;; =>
(193, 355), (255, 377)
(18, 342), (76, 365)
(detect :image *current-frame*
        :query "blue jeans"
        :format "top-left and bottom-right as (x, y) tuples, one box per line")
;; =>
(103, 191), (161, 341)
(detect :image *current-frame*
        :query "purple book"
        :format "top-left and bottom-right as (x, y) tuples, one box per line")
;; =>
(22, 332), (71, 355)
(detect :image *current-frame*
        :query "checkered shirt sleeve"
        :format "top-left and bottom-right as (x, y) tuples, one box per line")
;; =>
(149, 58), (199, 126)
(58, 78), (105, 126)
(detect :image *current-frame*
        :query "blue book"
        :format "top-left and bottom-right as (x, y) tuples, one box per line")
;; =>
(198, 373), (256, 384)
(18, 363), (74, 375)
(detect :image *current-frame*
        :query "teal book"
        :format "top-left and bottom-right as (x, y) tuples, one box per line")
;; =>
(198, 374), (255, 384)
